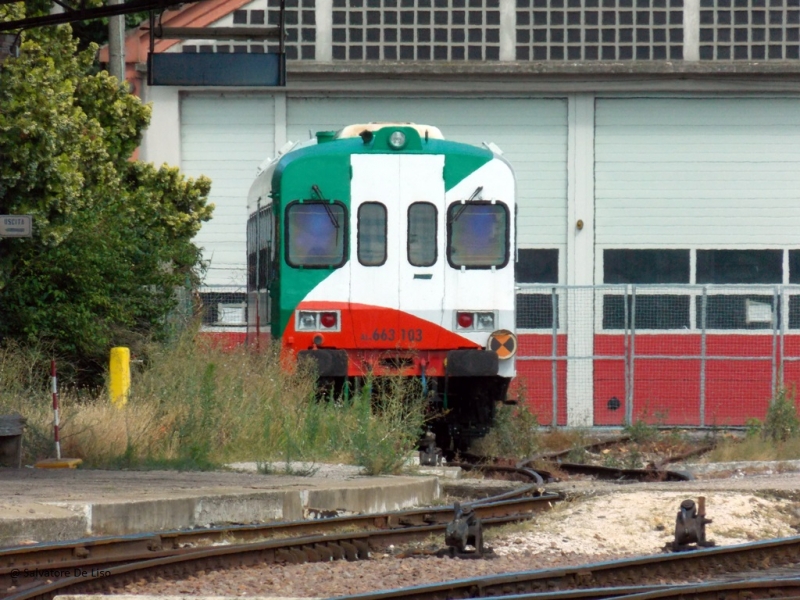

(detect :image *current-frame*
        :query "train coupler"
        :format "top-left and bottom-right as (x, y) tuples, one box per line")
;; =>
(671, 497), (715, 552)
(445, 502), (485, 557)
(419, 431), (442, 466)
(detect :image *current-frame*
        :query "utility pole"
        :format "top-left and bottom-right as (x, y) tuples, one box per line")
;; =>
(108, 0), (125, 82)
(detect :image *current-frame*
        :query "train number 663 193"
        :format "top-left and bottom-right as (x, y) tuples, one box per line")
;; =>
(361, 328), (424, 342)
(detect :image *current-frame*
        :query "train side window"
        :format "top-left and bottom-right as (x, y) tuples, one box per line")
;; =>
(446, 201), (509, 269)
(256, 206), (273, 289)
(357, 202), (387, 266)
(408, 202), (437, 267)
(285, 201), (347, 268)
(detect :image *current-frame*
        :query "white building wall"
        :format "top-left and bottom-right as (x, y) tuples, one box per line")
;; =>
(139, 85), (181, 167)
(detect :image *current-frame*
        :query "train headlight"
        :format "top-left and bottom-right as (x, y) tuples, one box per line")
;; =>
(388, 131), (406, 150)
(456, 311), (497, 331)
(295, 309), (342, 332)
(297, 311), (318, 331)
(476, 312), (495, 330)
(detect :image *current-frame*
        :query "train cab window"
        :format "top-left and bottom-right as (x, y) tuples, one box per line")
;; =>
(447, 201), (509, 269)
(408, 202), (437, 267)
(357, 202), (387, 266)
(285, 201), (347, 268)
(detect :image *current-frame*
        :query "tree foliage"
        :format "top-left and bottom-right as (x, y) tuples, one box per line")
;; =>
(0, 12), (213, 382)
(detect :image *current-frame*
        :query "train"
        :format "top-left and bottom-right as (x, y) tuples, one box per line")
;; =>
(246, 123), (517, 451)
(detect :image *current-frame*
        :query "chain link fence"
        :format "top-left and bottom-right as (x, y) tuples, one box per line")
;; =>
(197, 285), (248, 346)
(516, 284), (800, 428)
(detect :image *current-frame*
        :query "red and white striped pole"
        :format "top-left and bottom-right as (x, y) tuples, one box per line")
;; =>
(50, 359), (61, 460)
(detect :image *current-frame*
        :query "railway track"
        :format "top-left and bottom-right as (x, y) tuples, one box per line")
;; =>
(1, 473), (559, 600)
(0, 443), (722, 600)
(327, 535), (800, 600)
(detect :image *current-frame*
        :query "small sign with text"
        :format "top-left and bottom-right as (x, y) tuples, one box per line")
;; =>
(0, 215), (32, 237)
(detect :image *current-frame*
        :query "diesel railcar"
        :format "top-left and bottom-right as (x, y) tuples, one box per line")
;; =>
(246, 123), (517, 450)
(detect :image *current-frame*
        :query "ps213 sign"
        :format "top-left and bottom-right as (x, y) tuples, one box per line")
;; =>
(0, 215), (31, 237)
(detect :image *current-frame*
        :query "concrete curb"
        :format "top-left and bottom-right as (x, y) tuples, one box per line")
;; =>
(1, 476), (440, 545)
(56, 596), (320, 600)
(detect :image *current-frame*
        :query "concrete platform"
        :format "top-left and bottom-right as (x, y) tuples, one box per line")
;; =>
(0, 464), (446, 547)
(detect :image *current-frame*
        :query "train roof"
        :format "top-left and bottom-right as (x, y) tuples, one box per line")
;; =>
(336, 123), (444, 140)
(247, 123), (508, 215)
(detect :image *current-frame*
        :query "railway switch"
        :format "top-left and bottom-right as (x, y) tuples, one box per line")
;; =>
(419, 431), (442, 466)
(445, 502), (484, 557)
(672, 497), (715, 551)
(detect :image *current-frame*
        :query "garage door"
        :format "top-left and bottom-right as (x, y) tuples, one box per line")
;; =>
(593, 97), (800, 427)
(287, 97), (569, 252)
(595, 97), (800, 250)
(181, 94), (275, 288)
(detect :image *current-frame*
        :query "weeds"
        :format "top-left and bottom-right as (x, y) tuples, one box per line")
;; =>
(0, 334), (427, 473)
(350, 376), (427, 475)
(623, 417), (661, 444)
(761, 387), (800, 442)
(471, 403), (540, 460)
(706, 387), (800, 463)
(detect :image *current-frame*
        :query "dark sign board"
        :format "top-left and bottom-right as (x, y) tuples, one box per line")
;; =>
(148, 52), (285, 86)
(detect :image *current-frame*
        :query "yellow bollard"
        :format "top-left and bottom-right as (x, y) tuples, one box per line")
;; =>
(109, 347), (130, 407)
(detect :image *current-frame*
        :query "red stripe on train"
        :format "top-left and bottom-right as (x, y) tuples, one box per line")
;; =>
(282, 301), (481, 352)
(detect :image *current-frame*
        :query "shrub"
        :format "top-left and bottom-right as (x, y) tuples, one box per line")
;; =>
(471, 402), (540, 460)
(761, 387), (800, 443)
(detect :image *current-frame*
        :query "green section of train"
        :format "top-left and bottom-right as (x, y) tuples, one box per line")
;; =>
(268, 126), (493, 338)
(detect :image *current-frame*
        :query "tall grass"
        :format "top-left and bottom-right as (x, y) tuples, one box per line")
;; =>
(0, 335), (426, 473)
(470, 403), (540, 460)
(706, 387), (800, 463)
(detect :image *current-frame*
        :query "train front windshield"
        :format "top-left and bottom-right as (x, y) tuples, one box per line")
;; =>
(286, 201), (347, 267)
(447, 202), (509, 268)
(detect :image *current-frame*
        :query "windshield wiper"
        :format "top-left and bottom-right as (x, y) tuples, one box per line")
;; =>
(311, 184), (341, 241)
(449, 186), (484, 223)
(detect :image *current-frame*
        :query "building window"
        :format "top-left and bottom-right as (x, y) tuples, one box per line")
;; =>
(604, 249), (689, 284)
(790, 295), (800, 329)
(516, 248), (558, 284)
(515, 248), (559, 330)
(696, 249), (783, 284)
(181, 2), (316, 60)
(790, 250), (800, 284)
(516, 0), (684, 61)
(408, 202), (437, 267)
(517, 294), (559, 329)
(603, 295), (690, 330)
(699, 0), (800, 60)
(200, 292), (247, 326)
(333, 0), (501, 61)
(358, 202), (387, 266)
(269, 0), (317, 60)
(601, 249), (690, 330)
(698, 295), (779, 330)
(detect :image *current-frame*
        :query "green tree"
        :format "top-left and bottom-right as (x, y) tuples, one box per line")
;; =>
(0, 15), (213, 382)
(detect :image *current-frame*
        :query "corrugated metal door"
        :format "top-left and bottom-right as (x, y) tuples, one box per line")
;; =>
(287, 97), (568, 253)
(595, 97), (800, 250)
(181, 94), (275, 288)
(594, 97), (800, 427)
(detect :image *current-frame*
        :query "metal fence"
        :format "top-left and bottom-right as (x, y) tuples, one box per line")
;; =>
(515, 284), (800, 428)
